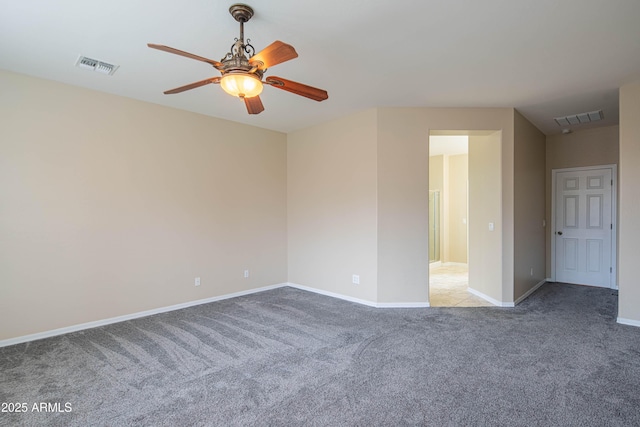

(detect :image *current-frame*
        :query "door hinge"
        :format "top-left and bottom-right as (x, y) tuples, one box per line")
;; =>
(610, 267), (613, 273)
(611, 224), (613, 230)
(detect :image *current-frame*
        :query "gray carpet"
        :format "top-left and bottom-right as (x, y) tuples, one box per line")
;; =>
(1, 283), (639, 426)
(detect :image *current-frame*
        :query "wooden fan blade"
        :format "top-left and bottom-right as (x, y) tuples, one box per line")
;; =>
(164, 77), (221, 94)
(249, 41), (298, 70)
(265, 76), (328, 101)
(244, 96), (265, 115)
(148, 43), (223, 69)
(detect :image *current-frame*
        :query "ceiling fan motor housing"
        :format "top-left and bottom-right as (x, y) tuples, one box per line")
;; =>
(229, 4), (254, 23)
(219, 4), (263, 78)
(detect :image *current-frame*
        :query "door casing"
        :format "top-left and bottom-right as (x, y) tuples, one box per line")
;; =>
(550, 164), (617, 289)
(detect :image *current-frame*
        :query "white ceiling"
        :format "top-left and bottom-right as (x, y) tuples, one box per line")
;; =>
(430, 136), (468, 157)
(1, 0), (639, 135)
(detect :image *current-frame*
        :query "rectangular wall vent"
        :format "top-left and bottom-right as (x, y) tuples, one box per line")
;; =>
(554, 110), (603, 127)
(75, 55), (119, 76)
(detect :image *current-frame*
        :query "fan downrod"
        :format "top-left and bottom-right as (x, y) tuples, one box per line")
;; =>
(229, 4), (254, 23)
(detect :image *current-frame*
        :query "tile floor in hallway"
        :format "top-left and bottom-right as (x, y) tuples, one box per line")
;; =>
(429, 263), (493, 307)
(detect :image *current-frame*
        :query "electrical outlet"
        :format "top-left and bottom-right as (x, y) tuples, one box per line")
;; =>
(352, 274), (360, 285)
(244, 269), (249, 278)
(195, 277), (201, 287)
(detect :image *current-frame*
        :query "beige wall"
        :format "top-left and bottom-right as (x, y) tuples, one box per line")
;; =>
(2, 70), (551, 341)
(513, 110), (546, 300)
(468, 133), (503, 300)
(429, 156), (444, 192)
(0, 70), (288, 341)
(545, 125), (619, 277)
(428, 153), (467, 264)
(377, 109), (431, 303)
(448, 154), (468, 263)
(429, 155), (445, 262)
(618, 81), (640, 323)
(378, 108), (515, 304)
(287, 109), (379, 302)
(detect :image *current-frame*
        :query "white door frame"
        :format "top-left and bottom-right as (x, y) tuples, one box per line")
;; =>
(550, 164), (618, 289)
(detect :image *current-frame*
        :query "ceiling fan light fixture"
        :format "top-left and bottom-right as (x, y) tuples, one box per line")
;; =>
(220, 73), (263, 98)
(148, 3), (327, 114)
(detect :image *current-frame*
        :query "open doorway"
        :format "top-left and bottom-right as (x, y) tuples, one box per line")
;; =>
(428, 133), (494, 307)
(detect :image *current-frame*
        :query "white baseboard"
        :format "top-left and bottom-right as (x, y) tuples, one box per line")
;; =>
(514, 279), (547, 305)
(0, 283), (288, 348)
(617, 317), (640, 328)
(1, 282), (433, 348)
(467, 287), (515, 307)
(376, 302), (431, 308)
(448, 279), (543, 307)
(286, 283), (430, 308)
(285, 282), (378, 307)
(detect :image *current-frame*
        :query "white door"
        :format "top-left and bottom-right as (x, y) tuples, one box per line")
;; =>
(554, 167), (614, 288)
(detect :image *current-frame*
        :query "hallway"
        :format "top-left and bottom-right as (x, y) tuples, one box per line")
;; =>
(429, 263), (492, 307)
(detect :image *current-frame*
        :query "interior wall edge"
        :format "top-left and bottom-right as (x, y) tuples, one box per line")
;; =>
(467, 286), (515, 307)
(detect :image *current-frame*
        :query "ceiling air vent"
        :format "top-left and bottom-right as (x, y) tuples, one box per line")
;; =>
(75, 55), (119, 76)
(554, 110), (603, 127)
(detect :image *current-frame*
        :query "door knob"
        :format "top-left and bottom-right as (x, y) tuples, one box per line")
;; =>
(557, 231), (563, 235)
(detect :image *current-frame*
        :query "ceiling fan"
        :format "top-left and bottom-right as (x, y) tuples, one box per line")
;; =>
(148, 3), (328, 115)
